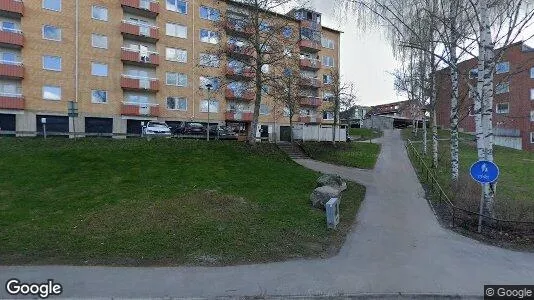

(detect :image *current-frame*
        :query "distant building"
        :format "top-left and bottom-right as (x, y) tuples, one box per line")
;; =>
(361, 100), (424, 130)
(341, 105), (370, 127)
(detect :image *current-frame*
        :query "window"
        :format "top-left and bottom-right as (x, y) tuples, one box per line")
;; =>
(91, 90), (107, 104)
(200, 29), (219, 44)
(125, 94), (150, 104)
(166, 72), (188, 86)
(1, 21), (17, 33)
(469, 68), (478, 79)
(323, 74), (333, 84)
(496, 103), (509, 114)
(199, 53), (220, 67)
(92, 5), (108, 21)
(165, 47), (187, 63)
(42, 55), (61, 71)
(323, 92), (334, 101)
(91, 62), (108, 77)
(282, 26), (293, 38)
(495, 82), (509, 94)
(91, 34), (108, 49)
(166, 97), (187, 110)
(200, 6), (220, 21)
(0, 51), (17, 64)
(167, 0), (187, 14)
(200, 99), (219, 113)
(531, 67), (534, 79)
(495, 62), (510, 74)
(199, 76), (220, 90)
(166, 23), (187, 38)
(43, 85), (61, 100)
(321, 37), (334, 49)
(323, 111), (334, 120)
(261, 85), (270, 95)
(43, 0), (61, 11)
(259, 21), (272, 32)
(260, 104), (270, 115)
(0, 82), (20, 95)
(42, 25), (61, 41)
(322, 56), (334, 68)
(531, 111), (534, 122)
(261, 64), (270, 74)
(531, 89), (534, 100)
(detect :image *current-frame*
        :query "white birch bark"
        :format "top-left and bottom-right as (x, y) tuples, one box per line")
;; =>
(449, 0), (460, 181)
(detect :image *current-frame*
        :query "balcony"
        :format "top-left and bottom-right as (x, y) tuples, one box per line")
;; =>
(120, 75), (159, 93)
(0, 93), (23, 110)
(0, 60), (23, 79)
(226, 43), (254, 59)
(120, 20), (159, 43)
(300, 57), (321, 71)
(0, 0), (23, 18)
(121, 103), (160, 117)
(225, 88), (255, 101)
(299, 96), (322, 107)
(121, 0), (159, 18)
(299, 40), (321, 53)
(0, 28), (23, 48)
(224, 18), (254, 38)
(300, 20), (320, 31)
(299, 77), (322, 88)
(299, 115), (322, 124)
(121, 47), (159, 67)
(225, 111), (254, 122)
(225, 66), (255, 80)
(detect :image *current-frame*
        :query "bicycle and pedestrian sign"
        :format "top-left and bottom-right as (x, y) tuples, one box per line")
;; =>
(470, 160), (499, 184)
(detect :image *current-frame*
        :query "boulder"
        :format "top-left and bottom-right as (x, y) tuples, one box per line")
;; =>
(310, 185), (340, 209)
(316, 174), (347, 191)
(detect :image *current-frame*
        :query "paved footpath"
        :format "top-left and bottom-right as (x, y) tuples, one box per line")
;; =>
(2, 130), (534, 299)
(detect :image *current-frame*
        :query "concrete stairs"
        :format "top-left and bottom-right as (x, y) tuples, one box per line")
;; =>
(277, 142), (309, 159)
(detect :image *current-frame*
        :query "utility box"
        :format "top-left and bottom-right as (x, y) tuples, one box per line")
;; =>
(326, 197), (340, 229)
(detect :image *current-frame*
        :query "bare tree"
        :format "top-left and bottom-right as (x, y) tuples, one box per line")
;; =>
(325, 69), (358, 144)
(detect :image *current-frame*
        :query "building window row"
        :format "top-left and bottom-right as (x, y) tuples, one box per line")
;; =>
(321, 37), (335, 49)
(322, 56), (335, 68)
(165, 47), (187, 63)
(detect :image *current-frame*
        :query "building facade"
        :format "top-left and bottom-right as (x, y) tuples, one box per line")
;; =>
(436, 42), (534, 151)
(0, 0), (340, 139)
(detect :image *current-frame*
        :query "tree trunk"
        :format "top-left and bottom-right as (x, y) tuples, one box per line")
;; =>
(430, 51), (438, 168)
(248, 58), (263, 144)
(449, 0), (460, 182)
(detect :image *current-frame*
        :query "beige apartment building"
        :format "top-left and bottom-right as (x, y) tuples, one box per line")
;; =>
(0, 0), (340, 140)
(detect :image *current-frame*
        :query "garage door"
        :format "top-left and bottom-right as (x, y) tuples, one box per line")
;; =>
(126, 119), (150, 136)
(85, 117), (113, 136)
(0, 113), (16, 134)
(36, 115), (69, 135)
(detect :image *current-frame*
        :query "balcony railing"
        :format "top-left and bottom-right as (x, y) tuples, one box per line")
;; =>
(225, 88), (255, 101)
(0, 27), (23, 48)
(121, 102), (160, 117)
(225, 111), (254, 122)
(121, 47), (159, 66)
(226, 43), (254, 58)
(224, 18), (254, 37)
(299, 115), (322, 124)
(299, 96), (322, 107)
(298, 39), (321, 52)
(225, 66), (255, 80)
(299, 77), (322, 88)
(121, 0), (159, 17)
(120, 74), (159, 92)
(0, 59), (23, 78)
(300, 20), (320, 30)
(0, 92), (23, 110)
(300, 57), (321, 70)
(120, 20), (159, 42)
(0, 0), (24, 18)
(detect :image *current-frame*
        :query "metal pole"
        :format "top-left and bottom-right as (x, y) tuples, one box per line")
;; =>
(43, 124), (47, 139)
(478, 184), (485, 233)
(207, 86), (211, 142)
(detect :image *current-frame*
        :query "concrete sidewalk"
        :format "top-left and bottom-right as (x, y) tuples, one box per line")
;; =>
(1, 130), (533, 299)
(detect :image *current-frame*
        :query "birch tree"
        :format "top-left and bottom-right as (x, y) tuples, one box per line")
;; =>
(325, 69), (358, 144)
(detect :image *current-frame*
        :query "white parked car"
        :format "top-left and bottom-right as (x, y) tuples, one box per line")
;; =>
(142, 121), (172, 137)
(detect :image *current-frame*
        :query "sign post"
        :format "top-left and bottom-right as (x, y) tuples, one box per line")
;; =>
(67, 101), (78, 139)
(470, 160), (500, 233)
(41, 117), (47, 139)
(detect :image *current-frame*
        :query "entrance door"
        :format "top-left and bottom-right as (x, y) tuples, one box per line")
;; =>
(0, 113), (15, 135)
(260, 125), (269, 138)
(280, 126), (291, 142)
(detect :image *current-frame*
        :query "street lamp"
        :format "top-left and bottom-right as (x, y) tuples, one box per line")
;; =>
(205, 83), (212, 141)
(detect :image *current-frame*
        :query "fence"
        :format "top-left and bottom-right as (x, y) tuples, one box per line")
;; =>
(405, 139), (534, 239)
(292, 125), (347, 142)
(0, 130), (238, 140)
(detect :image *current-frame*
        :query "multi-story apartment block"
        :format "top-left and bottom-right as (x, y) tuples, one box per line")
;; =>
(436, 42), (534, 151)
(0, 0), (341, 140)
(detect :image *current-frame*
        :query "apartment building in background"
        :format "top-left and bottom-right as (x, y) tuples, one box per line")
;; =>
(0, 0), (341, 140)
(436, 42), (534, 151)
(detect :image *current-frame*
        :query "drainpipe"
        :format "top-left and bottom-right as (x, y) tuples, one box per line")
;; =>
(192, 0), (196, 120)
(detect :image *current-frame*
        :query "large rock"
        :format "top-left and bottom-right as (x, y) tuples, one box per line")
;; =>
(310, 185), (340, 209)
(316, 174), (347, 191)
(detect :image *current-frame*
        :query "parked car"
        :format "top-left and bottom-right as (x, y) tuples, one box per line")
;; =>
(142, 121), (172, 137)
(209, 125), (238, 140)
(175, 122), (206, 135)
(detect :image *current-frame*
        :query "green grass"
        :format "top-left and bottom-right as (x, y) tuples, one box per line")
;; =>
(0, 138), (365, 266)
(349, 128), (383, 141)
(403, 129), (534, 221)
(401, 128), (474, 142)
(301, 142), (381, 169)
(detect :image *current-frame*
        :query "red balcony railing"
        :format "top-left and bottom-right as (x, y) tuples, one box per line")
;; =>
(121, 0), (159, 17)
(120, 20), (159, 41)
(300, 20), (319, 30)
(299, 115), (322, 124)
(299, 77), (322, 88)
(0, 61), (23, 78)
(226, 44), (254, 58)
(0, 28), (23, 48)
(225, 66), (255, 80)
(121, 103), (160, 117)
(121, 48), (159, 66)
(225, 88), (255, 101)
(300, 57), (321, 70)
(120, 75), (159, 92)
(225, 111), (253, 122)
(0, 0), (24, 17)
(298, 40), (321, 52)
(0, 93), (23, 110)
(299, 97), (322, 107)
(224, 19), (254, 37)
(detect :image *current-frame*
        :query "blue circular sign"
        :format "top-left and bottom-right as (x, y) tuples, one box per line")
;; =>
(470, 160), (499, 184)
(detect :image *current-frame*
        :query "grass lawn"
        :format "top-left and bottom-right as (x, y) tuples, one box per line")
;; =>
(349, 128), (383, 141)
(0, 138), (365, 266)
(301, 142), (381, 169)
(402, 129), (534, 221)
